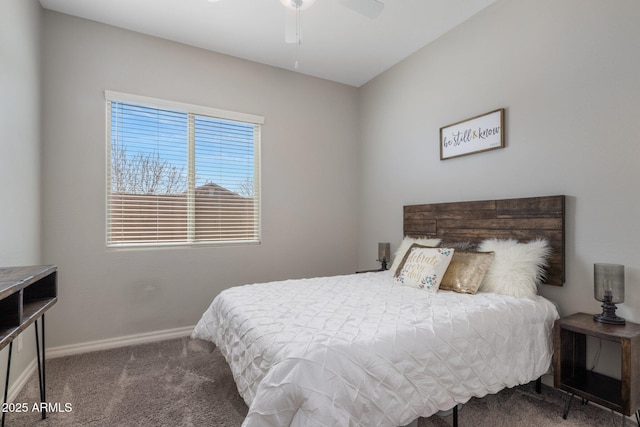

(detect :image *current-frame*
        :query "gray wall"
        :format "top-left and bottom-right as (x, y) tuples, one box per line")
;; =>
(0, 0), (42, 398)
(29, 0), (640, 372)
(357, 0), (640, 371)
(41, 11), (359, 347)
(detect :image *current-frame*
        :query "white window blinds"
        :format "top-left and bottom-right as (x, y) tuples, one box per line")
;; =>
(105, 91), (262, 247)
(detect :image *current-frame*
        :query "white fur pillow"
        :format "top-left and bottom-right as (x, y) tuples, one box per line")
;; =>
(389, 236), (441, 273)
(477, 238), (551, 299)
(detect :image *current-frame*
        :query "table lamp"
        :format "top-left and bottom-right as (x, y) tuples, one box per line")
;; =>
(377, 242), (390, 271)
(593, 263), (625, 325)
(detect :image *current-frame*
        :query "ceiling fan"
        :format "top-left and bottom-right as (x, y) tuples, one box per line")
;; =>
(281, 0), (384, 44)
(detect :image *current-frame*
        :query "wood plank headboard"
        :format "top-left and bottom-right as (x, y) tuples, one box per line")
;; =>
(403, 195), (565, 286)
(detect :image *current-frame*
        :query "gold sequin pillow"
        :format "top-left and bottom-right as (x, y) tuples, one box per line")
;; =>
(440, 251), (495, 294)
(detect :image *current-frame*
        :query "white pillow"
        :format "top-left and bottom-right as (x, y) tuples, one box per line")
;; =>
(389, 236), (441, 272)
(478, 238), (551, 299)
(395, 246), (454, 292)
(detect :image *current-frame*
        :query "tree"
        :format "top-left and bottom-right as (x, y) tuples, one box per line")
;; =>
(110, 148), (186, 194)
(236, 177), (255, 198)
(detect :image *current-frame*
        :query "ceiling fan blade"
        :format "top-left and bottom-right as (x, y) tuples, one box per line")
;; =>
(284, 8), (297, 44)
(339, 0), (384, 19)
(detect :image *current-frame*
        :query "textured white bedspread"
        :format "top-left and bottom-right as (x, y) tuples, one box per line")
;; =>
(192, 271), (559, 427)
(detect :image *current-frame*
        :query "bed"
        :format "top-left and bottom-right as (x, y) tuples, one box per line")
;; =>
(192, 195), (566, 427)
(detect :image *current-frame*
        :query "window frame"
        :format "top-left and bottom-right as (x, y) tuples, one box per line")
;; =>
(105, 90), (263, 249)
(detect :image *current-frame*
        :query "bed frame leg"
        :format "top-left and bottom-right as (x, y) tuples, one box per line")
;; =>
(535, 377), (542, 394)
(452, 405), (458, 427)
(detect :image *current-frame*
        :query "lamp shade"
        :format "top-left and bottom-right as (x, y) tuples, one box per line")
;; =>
(594, 263), (624, 303)
(377, 242), (390, 270)
(593, 263), (625, 325)
(378, 242), (390, 262)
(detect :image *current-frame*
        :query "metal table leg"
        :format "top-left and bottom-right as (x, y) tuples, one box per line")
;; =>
(2, 342), (13, 427)
(35, 316), (47, 420)
(1, 317), (47, 427)
(562, 392), (574, 419)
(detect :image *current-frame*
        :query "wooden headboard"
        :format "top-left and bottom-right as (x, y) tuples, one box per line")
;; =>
(403, 195), (565, 286)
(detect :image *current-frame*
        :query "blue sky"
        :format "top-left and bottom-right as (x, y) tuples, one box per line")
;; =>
(110, 101), (255, 195)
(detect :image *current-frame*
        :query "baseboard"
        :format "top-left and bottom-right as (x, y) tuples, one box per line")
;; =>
(46, 325), (195, 359)
(7, 358), (37, 403)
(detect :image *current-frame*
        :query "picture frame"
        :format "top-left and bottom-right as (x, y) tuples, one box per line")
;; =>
(440, 108), (505, 160)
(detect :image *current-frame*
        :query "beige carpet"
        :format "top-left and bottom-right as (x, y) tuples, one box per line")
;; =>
(7, 337), (631, 426)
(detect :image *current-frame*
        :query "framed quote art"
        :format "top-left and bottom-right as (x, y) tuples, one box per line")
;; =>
(440, 108), (505, 160)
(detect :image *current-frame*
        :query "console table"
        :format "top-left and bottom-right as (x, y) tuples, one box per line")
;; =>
(0, 265), (57, 427)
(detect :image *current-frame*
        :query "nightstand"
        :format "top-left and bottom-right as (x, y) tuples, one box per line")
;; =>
(355, 268), (386, 273)
(553, 312), (640, 422)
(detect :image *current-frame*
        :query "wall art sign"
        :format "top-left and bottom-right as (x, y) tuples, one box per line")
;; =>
(440, 108), (505, 160)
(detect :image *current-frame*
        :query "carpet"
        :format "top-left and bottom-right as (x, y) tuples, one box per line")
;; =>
(7, 337), (630, 426)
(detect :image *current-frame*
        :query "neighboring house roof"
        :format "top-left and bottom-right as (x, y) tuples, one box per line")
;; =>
(111, 182), (249, 199)
(194, 182), (245, 199)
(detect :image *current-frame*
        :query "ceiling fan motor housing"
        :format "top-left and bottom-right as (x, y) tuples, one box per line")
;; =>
(280, 0), (316, 10)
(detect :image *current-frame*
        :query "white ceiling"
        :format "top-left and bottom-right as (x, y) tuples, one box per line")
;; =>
(38, 0), (496, 87)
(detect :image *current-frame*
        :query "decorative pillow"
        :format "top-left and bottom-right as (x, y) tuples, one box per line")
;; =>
(477, 238), (551, 299)
(394, 245), (454, 292)
(389, 237), (441, 273)
(440, 251), (495, 294)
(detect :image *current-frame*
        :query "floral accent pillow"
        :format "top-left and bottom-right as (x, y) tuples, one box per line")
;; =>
(394, 245), (455, 291)
(389, 237), (441, 273)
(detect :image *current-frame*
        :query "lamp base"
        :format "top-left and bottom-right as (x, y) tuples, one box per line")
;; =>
(593, 313), (626, 325)
(594, 301), (626, 325)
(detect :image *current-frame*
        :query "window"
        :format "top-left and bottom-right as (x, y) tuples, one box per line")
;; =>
(105, 91), (262, 247)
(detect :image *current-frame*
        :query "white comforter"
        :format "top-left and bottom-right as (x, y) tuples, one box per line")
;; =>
(192, 271), (558, 427)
